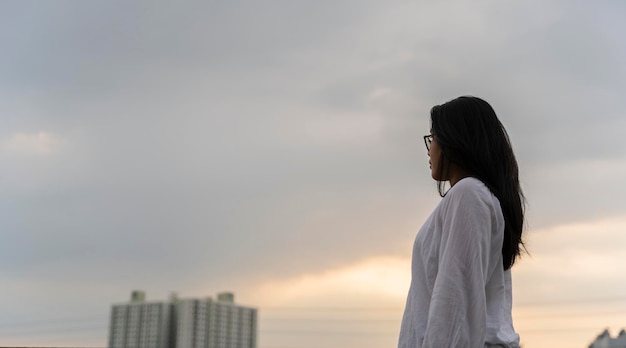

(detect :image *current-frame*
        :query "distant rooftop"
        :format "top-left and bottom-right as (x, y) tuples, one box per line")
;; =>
(588, 328), (626, 348)
(125, 290), (237, 304)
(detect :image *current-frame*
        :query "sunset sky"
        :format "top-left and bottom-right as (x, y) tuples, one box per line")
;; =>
(1, 1), (626, 347)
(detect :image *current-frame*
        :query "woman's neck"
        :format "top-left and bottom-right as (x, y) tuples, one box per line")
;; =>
(448, 165), (470, 187)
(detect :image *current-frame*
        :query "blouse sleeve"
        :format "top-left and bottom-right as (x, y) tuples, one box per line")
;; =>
(421, 182), (496, 348)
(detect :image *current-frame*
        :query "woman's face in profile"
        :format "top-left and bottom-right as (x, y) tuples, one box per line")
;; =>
(428, 136), (442, 181)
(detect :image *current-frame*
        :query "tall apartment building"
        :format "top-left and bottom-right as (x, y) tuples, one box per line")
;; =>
(109, 291), (257, 348)
(176, 294), (257, 348)
(589, 329), (626, 348)
(109, 290), (173, 348)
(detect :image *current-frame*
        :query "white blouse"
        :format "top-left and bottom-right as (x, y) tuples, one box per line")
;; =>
(398, 177), (519, 348)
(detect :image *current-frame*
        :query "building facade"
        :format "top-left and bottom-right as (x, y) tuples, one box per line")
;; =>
(176, 297), (257, 348)
(109, 291), (257, 348)
(108, 291), (173, 348)
(589, 329), (626, 348)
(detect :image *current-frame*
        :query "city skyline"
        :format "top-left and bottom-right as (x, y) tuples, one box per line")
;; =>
(109, 291), (256, 348)
(2, 1), (626, 347)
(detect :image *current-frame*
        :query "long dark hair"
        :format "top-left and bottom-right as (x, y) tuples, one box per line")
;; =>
(430, 96), (525, 270)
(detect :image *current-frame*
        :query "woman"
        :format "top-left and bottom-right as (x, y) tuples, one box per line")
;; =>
(398, 96), (525, 348)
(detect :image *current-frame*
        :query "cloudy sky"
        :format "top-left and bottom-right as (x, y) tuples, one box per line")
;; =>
(1, 1), (625, 347)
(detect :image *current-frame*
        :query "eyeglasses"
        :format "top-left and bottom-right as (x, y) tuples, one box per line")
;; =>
(423, 134), (433, 151)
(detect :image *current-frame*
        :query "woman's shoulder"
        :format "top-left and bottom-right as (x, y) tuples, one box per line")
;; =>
(449, 176), (489, 196)
(443, 177), (497, 209)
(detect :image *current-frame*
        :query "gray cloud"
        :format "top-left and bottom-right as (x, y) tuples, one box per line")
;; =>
(1, 0), (625, 345)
